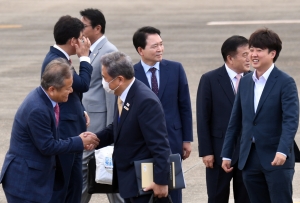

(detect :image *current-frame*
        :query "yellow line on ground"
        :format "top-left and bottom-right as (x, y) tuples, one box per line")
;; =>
(0, 25), (22, 29)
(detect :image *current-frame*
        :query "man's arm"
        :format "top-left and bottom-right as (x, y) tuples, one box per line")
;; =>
(196, 74), (215, 168)
(272, 77), (299, 166)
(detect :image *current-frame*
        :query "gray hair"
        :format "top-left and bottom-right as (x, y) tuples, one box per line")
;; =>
(41, 58), (72, 90)
(100, 51), (134, 79)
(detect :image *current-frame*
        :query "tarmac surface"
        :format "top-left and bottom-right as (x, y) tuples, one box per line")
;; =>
(0, 0), (300, 202)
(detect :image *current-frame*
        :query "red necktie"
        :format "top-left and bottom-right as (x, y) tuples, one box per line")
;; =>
(149, 67), (159, 95)
(54, 103), (60, 127)
(68, 58), (72, 65)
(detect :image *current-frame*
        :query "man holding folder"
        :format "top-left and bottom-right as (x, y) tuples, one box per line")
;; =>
(95, 51), (171, 203)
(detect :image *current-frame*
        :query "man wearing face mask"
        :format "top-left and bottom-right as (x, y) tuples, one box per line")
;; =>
(94, 51), (171, 203)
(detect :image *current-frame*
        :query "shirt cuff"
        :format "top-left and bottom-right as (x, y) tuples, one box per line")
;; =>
(222, 157), (231, 161)
(79, 56), (90, 63)
(277, 152), (287, 157)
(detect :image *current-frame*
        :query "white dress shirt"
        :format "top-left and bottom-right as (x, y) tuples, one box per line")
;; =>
(141, 60), (160, 88)
(225, 64), (244, 94)
(53, 44), (90, 63)
(119, 78), (135, 104)
(90, 35), (105, 52)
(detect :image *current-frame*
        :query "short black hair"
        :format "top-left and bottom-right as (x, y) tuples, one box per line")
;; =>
(54, 15), (84, 45)
(249, 28), (282, 62)
(80, 8), (106, 34)
(221, 35), (249, 62)
(132, 26), (161, 52)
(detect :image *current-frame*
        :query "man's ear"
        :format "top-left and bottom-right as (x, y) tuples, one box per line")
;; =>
(270, 50), (276, 59)
(70, 37), (77, 46)
(96, 25), (102, 33)
(137, 47), (143, 56)
(226, 55), (233, 65)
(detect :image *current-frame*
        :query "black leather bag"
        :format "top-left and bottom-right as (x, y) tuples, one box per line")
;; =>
(148, 194), (173, 203)
(87, 155), (118, 194)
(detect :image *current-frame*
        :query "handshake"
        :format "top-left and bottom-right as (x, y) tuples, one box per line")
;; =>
(79, 131), (99, 150)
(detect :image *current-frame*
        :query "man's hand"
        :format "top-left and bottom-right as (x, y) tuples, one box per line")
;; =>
(80, 131), (99, 150)
(222, 160), (233, 173)
(75, 36), (91, 57)
(202, 155), (214, 168)
(271, 152), (287, 166)
(143, 182), (168, 198)
(182, 142), (192, 160)
(84, 111), (90, 128)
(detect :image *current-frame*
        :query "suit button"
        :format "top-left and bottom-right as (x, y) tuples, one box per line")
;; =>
(254, 123), (257, 126)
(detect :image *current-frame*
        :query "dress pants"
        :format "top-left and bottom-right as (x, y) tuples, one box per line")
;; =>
(242, 144), (294, 203)
(4, 190), (37, 203)
(124, 194), (170, 203)
(49, 152), (83, 203)
(206, 162), (250, 203)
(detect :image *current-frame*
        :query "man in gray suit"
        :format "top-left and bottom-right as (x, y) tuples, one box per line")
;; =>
(80, 8), (122, 203)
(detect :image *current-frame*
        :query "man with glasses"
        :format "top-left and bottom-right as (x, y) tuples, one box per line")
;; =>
(197, 36), (250, 203)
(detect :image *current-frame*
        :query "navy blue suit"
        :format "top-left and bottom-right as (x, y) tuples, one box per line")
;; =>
(96, 79), (171, 200)
(221, 67), (299, 203)
(135, 60), (192, 203)
(197, 65), (249, 203)
(0, 87), (84, 203)
(41, 46), (92, 203)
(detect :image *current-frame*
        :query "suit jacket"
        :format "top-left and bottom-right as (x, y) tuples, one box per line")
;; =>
(197, 65), (244, 165)
(0, 87), (84, 202)
(134, 59), (193, 156)
(41, 46), (92, 139)
(96, 79), (171, 198)
(82, 37), (118, 133)
(221, 66), (299, 171)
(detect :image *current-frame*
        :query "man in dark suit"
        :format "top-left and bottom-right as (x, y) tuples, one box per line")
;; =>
(133, 26), (193, 203)
(79, 8), (123, 203)
(197, 36), (250, 203)
(41, 15), (93, 203)
(94, 51), (171, 203)
(0, 59), (99, 203)
(221, 29), (299, 203)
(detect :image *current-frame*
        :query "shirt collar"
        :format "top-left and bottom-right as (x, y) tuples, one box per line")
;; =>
(40, 86), (57, 108)
(224, 63), (244, 80)
(119, 77), (135, 103)
(90, 35), (106, 52)
(141, 60), (160, 73)
(252, 63), (274, 82)
(53, 44), (70, 60)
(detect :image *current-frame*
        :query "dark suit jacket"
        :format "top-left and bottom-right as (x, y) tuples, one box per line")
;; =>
(197, 65), (243, 165)
(0, 87), (84, 202)
(221, 66), (299, 171)
(134, 60), (193, 156)
(96, 79), (171, 198)
(41, 46), (92, 139)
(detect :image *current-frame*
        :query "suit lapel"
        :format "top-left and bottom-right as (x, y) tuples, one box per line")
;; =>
(90, 38), (108, 63)
(115, 80), (136, 142)
(134, 61), (150, 87)
(217, 66), (235, 105)
(254, 67), (278, 118)
(158, 60), (169, 100)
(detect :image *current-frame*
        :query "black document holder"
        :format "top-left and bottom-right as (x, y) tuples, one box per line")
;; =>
(134, 153), (185, 196)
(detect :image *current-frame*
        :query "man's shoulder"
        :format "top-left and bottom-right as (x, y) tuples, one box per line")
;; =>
(160, 59), (182, 67)
(202, 66), (225, 78)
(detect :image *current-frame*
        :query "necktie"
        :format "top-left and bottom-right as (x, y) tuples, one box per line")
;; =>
(149, 67), (159, 95)
(68, 58), (72, 65)
(235, 74), (242, 93)
(54, 103), (60, 127)
(89, 50), (92, 56)
(117, 97), (123, 117)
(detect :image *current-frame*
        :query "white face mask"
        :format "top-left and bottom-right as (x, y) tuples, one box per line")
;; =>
(102, 77), (120, 94)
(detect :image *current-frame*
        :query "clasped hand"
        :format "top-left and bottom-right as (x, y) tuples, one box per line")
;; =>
(79, 131), (99, 150)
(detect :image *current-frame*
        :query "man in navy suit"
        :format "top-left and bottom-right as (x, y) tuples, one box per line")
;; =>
(133, 26), (193, 203)
(41, 15), (93, 203)
(197, 36), (250, 203)
(94, 51), (171, 203)
(0, 59), (99, 203)
(221, 29), (299, 203)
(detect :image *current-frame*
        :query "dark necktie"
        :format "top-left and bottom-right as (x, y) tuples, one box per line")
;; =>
(54, 103), (60, 127)
(149, 67), (159, 95)
(68, 58), (72, 65)
(89, 50), (92, 56)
